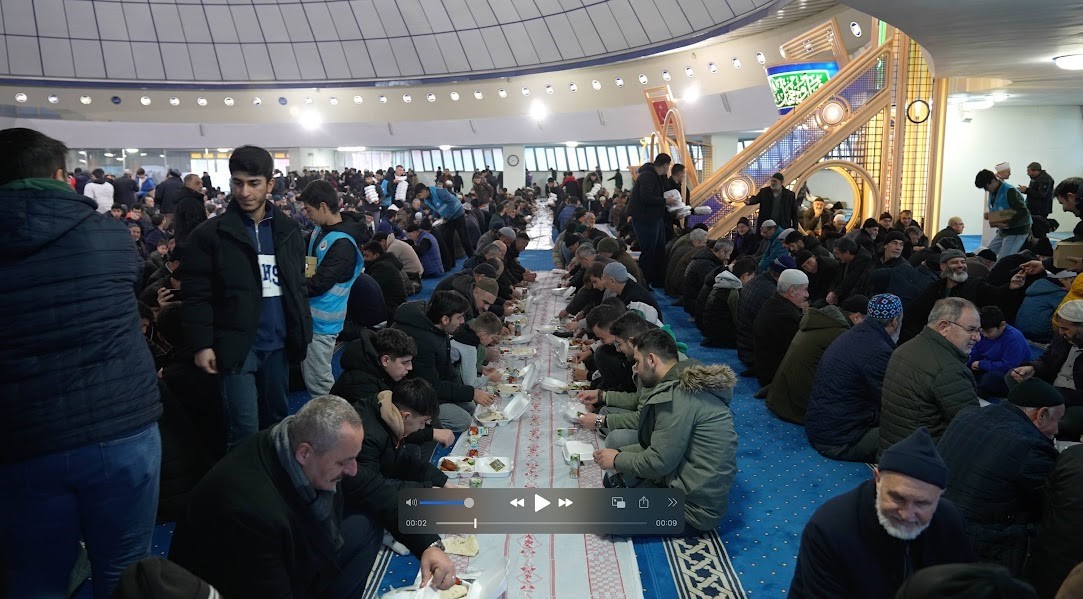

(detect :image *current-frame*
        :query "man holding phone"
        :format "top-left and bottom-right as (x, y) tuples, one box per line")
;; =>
(180, 145), (312, 450)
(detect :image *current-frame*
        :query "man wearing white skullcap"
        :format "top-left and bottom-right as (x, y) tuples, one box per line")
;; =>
(752, 269), (809, 388)
(1008, 299), (1083, 442)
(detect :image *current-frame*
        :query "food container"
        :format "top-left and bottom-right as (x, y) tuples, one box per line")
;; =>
(474, 394), (529, 426)
(562, 441), (595, 464)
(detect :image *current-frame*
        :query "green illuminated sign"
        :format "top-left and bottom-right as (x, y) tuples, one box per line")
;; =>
(765, 62), (840, 114)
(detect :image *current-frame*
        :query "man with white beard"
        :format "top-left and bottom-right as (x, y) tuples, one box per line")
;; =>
(789, 428), (975, 598)
(899, 248), (1034, 342)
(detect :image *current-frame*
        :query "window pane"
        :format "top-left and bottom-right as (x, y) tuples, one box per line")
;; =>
(586, 147), (598, 170)
(481, 150), (493, 170)
(421, 151), (433, 171)
(525, 148), (537, 171)
(554, 147), (568, 171)
(473, 149), (485, 169)
(606, 147), (618, 171)
(492, 148), (503, 171)
(409, 151), (422, 171)
(567, 147), (580, 171)
(452, 151), (464, 172)
(545, 148), (557, 172)
(532, 148), (546, 171)
(597, 147), (611, 170)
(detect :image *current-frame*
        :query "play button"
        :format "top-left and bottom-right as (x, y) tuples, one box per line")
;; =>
(534, 494), (550, 513)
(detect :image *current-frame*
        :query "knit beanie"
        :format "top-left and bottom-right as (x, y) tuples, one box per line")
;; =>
(840, 294), (870, 316)
(471, 263), (497, 279)
(878, 427), (948, 489)
(882, 231), (905, 244)
(498, 226), (516, 239)
(862, 218), (879, 230)
(939, 249), (966, 264)
(114, 557), (219, 599)
(475, 277), (499, 296)
(596, 237), (620, 256)
(794, 250), (815, 267)
(1008, 378), (1064, 408)
(603, 261), (631, 283)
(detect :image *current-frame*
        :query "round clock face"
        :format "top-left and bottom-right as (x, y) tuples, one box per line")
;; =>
(507, 154), (520, 166)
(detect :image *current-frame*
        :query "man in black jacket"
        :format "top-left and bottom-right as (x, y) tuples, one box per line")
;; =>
(627, 153), (673, 288)
(753, 269), (809, 387)
(1020, 162), (1055, 218)
(156, 168), (184, 230)
(789, 428), (975, 598)
(601, 261), (662, 320)
(392, 292), (495, 432)
(0, 127), (162, 598)
(180, 145), (313, 450)
(170, 395), (457, 598)
(748, 172), (799, 231)
(361, 241), (408, 316)
(829, 237), (874, 306)
(1028, 445), (1083, 598)
(937, 378), (1062, 574)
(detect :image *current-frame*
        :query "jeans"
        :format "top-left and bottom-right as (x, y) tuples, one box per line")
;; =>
(976, 370), (1010, 399)
(302, 333), (337, 396)
(221, 348), (289, 450)
(813, 427), (879, 463)
(439, 402), (474, 433)
(0, 424), (161, 598)
(631, 218), (667, 287)
(321, 511), (383, 599)
(987, 230), (1028, 262)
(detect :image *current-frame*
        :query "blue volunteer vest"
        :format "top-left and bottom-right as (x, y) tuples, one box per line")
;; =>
(307, 228), (363, 335)
(417, 230), (444, 277)
(989, 180), (1032, 226)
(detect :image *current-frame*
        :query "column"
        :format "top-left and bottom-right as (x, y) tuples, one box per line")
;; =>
(502, 144), (526, 191)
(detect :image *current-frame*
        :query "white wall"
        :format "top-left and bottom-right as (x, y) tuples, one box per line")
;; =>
(940, 104), (1083, 237)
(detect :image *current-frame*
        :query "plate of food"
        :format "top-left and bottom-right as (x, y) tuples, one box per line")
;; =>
(385, 557), (508, 599)
(561, 440), (596, 463)
(505, 364), (537, 391)
(438, 457), (476, 475)
(505, 333), (534, 345)
(475, 394), (529, 425)
(537, 324), (558, 334)
(499, 346), (536, 359)
(505, 313), (527, 324)
(563, 404), (586, 423)
(552, 268), (569, 276)
(476, 457), (513, 477)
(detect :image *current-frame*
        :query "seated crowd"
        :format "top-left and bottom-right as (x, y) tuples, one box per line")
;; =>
(4, 125), (1082, 599)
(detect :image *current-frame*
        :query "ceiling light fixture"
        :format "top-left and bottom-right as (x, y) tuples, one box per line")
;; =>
(78, 151), (86, 155)
(81, 95), (93, 105)
(450, 92), (460, 101)
(216, 148), (232, 153)
(402, 94), (412, 103)
(330, 96), (339, 105)
(498, 89), (507, 98)
(140, 152), (147, 156)
(438, 145), (452, 151)
(685, 66), (694, 78)
(818, 99), (847, 126)
(569, 82), (578, 92)
(947, 94), (968, 105)
(279, 97), (288, 105)
(756, 52), (766, 65)
(14, 92), (27, 103)
(298, 110), (322, 130)
(591, 79), (601, 90)
(336, 146), (367, 152)
(354, 95), (363, 104)
(545, 85), (554, 95)
(1053, 54), (1083, 70)
(474, 90), (483, 100)
(707, 62), (717, 73)
(732, 57), (742, 69)
(196, 97), (208, 107)
(564, 141), (580, 148)
(223, 97), (234, 106)
(615, 77), (624, 87)
(103, 152), (114, 157)
(991, 92), (1010, 102)
(850, 21), (862, 37)
(378, 95), (387, 103)
(126, 148), (139, 153)
(48, 94), (59, 104)
(140, 96), (151, 106)
(112, 96), (121, 105)
(522, 87), (530, 96)
(638, 74), (648, 84)
(252, 97), (262, 106)
(963, 98), (995, 110)
(661, 70), (671, 81)
(169, 97), (179, 106)
(426, 93), (436, 102)
(304, 96), (313, 104)
(529, 100), (548, 121)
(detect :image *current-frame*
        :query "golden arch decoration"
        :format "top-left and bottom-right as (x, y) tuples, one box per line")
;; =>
(791, 159), (882, 232)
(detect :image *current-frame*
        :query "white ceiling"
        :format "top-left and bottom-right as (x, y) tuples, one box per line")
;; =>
(0, 0), (789, 85)
(842, 0), (1083, 106)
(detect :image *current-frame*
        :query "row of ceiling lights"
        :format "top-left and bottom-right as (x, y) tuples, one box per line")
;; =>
(10, 54), (776, 108)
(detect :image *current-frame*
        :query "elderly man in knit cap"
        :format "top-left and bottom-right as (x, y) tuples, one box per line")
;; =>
(789, 427), (975, 598)
(868, 229), (931, 306)
(602, 261), (662, 319)
(752, 269), (809, 389)
(937, 378), (1062, 574)
(806, 294), (904, 463)
(900, 247), (1032, 343)
(736, 255), (797, 371)
(1009, 299), (1083, 442)
(596, 236), (644, 285)
(880, 297), (982, 455)
(732, 216), (759, 257)
(757, 219), (789, 273)
(748, 172), (799, 230)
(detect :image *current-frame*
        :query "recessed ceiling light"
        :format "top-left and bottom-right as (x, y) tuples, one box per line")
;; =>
(591, 79), (601, 90)
(474, 90), (483, 100)
(850, 21), (862, 37)
(661, 70), (671, 81)
(545, 85), (554, 95)
(438, 145), (452, 151)
(638, 74), (648, 84)
(963, 98), (995, 110)
(521, 87), (530, 96)
(450, 91), (460, 101)
(140, 96), (151, 106)
(125, 148), (139, 153)
(402, 94), (412, 103)
(1054, 54), (1083, 70)
(279, 97), (288, 105)
(48, 94), (59, 104)
(251, 97), (261, 106)
(498, 89), (507, 98)
(615, 77), (624, 87)
(756, 52), (767, 65)
(103, 152), (114, 157)
(223, 97), (234, 106)
(111, 96), (121, 105)
(685, 66), (694, 78)
(329, 96), (339, 105)
(426, 93), (436, 102)
(169, 97), (179, 106)
(14, 92), (27, 103)
(304, 96), (313, 104)
(196, 97), (207, 106)
(140, 152), (147, 156)
(353, 95), (363, 104)
(80, 95), (92, 105)
(379, 95), (387, 103)
(159, 154), (165, 158)
(569, 82), (578, 92)
(732, 58), (742, 69)
(707, 62), (717, 73)
(564, 141), (579, 148)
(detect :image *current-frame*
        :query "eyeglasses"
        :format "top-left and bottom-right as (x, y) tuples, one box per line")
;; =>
(946, 321), (981, 336)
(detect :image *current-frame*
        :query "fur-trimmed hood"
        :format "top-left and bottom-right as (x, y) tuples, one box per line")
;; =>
(677, 363), (737, 395)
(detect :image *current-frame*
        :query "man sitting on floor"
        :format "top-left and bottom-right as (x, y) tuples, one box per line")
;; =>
(879, 297), (981, 455)
(450, 312), (504, 389)
(788, 427), (975, 598)
(170, 395), (458, 598)
(753, 268), (809, 389)
(968, 305), (1030, 398)
(601, 261), (662, 320)
(937, 378), (1062, 575)
(805, 294), (903, 463)
(735, 256), (795, 372)
(582, 303), (637, 392)
(331, 328), (455, 448)
(593, 329), (738, 533)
